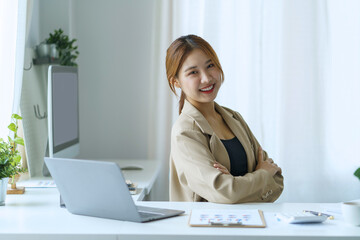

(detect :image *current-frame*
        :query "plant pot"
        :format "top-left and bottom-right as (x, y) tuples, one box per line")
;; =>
(36, 43), (50, 58)
(49, 44), (59, 59)
(0, 177), (9, 206)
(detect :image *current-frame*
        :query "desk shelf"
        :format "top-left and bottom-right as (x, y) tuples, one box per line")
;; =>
(33, 57), (60, 65)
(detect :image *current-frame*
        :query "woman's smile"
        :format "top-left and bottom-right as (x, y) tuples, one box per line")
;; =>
(199, 84), (215, 93)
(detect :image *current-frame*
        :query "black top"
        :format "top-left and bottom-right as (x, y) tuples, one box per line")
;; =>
(221, 137), (248, 176)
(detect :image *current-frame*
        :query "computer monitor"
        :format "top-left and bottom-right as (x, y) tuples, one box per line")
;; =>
(46, 65), (79, 159)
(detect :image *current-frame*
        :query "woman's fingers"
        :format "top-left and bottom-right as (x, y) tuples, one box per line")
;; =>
(214, 164), (229, 174)
(255, 147), (282, 176)
(213, 162), (230, 174)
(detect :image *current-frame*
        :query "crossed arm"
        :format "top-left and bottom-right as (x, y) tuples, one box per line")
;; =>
(213, 146), (282, 176)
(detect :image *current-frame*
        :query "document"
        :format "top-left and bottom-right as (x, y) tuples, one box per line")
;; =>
(189, 209), (266, 227)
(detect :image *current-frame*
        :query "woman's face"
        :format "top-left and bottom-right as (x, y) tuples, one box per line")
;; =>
(175, 49), (222, 108)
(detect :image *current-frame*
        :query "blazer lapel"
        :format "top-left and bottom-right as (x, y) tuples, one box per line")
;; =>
(181, 100), (213, 135)
(209, 134), (231, 170)
(181, 100), (231, 170)
(215, 103), (256, 172)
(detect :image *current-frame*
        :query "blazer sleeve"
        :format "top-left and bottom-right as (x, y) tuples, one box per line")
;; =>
(232, 111), (284, 202)
(171, 128), (284, 204)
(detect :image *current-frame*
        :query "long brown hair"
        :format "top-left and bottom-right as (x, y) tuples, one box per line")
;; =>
(165, 35), (224, 114)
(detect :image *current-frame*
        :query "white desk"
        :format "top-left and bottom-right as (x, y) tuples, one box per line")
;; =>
(2, 188), (360, 240)
(17, 159), (159, 201)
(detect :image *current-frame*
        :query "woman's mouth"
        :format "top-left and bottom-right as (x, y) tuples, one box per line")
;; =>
(199, 84), (215, 93)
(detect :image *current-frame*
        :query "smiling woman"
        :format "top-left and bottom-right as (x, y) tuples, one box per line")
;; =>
(173, 49), (221, 110)
(166, 35), (284, 204)
(166, 35), (224, 115)
(170, 0), (360, 203)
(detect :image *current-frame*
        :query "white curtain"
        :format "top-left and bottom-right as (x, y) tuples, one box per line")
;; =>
(0, 0), (27, 139)
(147, 0), (174, 200)
(322, 0), (360, 202)
(171, 0), (360, 202)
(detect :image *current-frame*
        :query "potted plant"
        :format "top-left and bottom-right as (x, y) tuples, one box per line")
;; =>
(0, 114), (26, 206)
(355, 168), (360, 181)
(46, 28), (79, 66)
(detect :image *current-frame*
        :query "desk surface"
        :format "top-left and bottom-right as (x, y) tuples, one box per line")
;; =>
(2, 188), (360, 240)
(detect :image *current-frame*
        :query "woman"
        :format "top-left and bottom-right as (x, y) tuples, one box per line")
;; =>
(166, 35), (284, 203)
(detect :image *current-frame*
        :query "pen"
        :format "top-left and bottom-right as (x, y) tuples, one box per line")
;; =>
(303, 210), (334, 220)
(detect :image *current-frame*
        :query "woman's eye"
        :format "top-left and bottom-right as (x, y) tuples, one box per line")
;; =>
(189, 71), (197, 75)
(208, 63), (214, 68)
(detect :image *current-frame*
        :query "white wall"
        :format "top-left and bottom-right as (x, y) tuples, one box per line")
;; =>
(72, 0), (155, 160)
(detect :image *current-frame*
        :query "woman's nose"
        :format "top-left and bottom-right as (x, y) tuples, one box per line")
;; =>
(201, 71), (211, 83)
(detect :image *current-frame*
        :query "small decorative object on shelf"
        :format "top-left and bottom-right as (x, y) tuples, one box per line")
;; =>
(33, 28), (79, 66)
(0, 114), (27, 205)
(7, 174), (24, 194)
(34, 42), (60, 65)
(45, 28), (79, 66)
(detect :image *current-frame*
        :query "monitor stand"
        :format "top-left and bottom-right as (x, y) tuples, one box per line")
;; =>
(43, 141), (65, 208)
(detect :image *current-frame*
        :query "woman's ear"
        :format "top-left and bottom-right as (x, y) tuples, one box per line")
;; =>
(172, 77), (181, 88)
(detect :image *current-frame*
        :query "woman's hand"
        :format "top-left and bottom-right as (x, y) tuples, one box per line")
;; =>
(255, 146), (282, 176)
(213, 162), (230, 175)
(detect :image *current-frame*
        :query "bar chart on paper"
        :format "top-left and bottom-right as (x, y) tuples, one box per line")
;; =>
(189, 209), (266, 227)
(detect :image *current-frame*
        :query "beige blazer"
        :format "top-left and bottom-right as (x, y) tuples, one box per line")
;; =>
(170, 100), (284, 203)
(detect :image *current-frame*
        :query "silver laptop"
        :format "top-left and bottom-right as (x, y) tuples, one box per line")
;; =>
(44, 157), (184, 222)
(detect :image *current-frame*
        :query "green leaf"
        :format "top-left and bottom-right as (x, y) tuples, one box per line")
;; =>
(0, 157), (9, 165)
(354, 168), (360, 181)
(14, 137), (24, 146)
(11, 114), (22, 120)
(13, 154), (21, 162)
(44, 28), (79, 66)
(8, 123), (16, 132)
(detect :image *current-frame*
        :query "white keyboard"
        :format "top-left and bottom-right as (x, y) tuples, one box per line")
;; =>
(276, 212), (327, 224)
(18, 180), (56, 188)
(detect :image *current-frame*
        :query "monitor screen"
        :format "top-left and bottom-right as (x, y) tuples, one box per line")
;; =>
(52, 71), (78, 150)
(47, 65), (79, 158)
